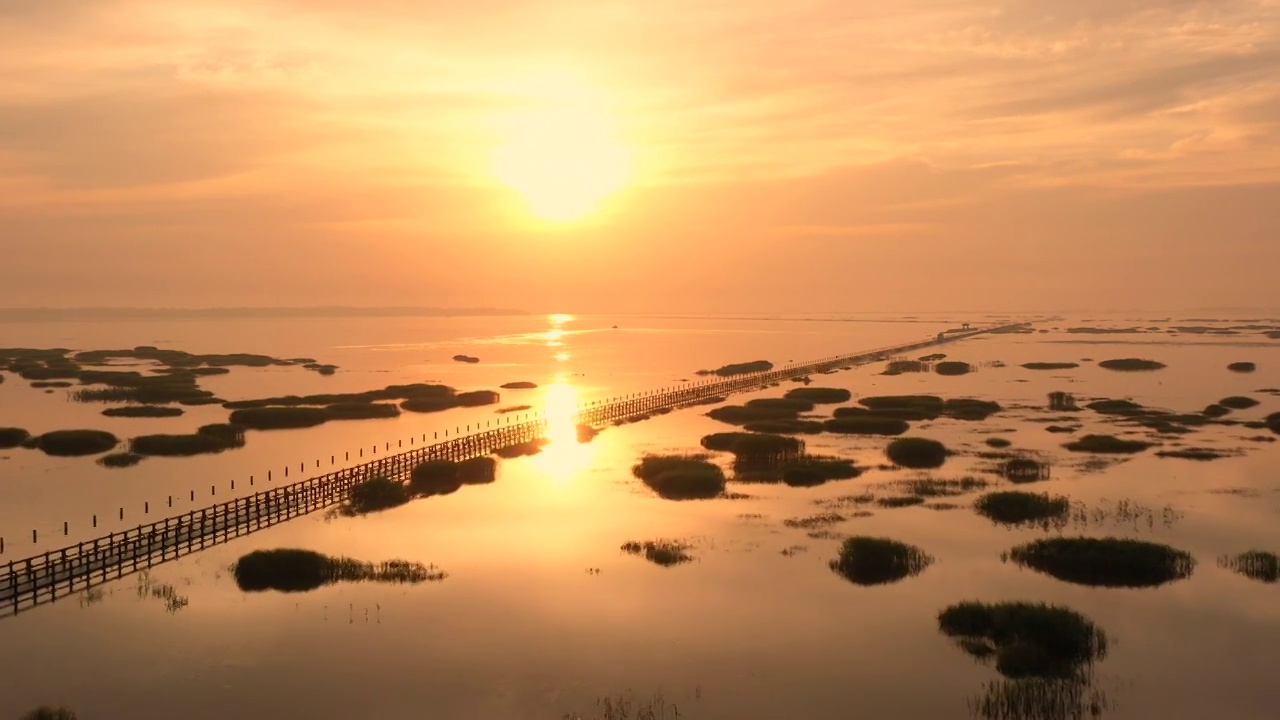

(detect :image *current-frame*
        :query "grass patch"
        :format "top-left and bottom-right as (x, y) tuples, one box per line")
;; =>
(1022, 362), (1079, 370)
(1062, 435), (1152, 454)
(935, 361), (972, 376)
(323, 402), (401, 420)
(853, 395), (1000, 421)
(784, 387), (852, 404)
(976, 491), (1070, 526)
(699, 360), (773, 376)
(408, 457), (497, 496)
(1098, 358), (1166, 371)
(824, 416), (910, 435)
(829, 536), (933, 586)
(885, 437), (949, 468)
(1228, 362), (1256, 373)
(224, 383), (455, 410)
(877, 496), (926, 508)
(883, 359), (928, 375)
(28, 429), (119, 456)
(19, 707), (78, 720)
(1219, 551), (1278, 583)
(496, 404), (533, 414)
(343, 476), (411, 515)
(101, 405), (185, 418)
(1203, 405), (1230, 419)
(0, 427), (31, 448)
(30, 381), (74, 388)
(500, 381), (538, 389)
(1045, 425), (1078, 434)
(985, 437), (1012, 448)
(97, 452), (145, 468)
(620, 540), (694, 567)
(1008, 537), (1194, 588)
(1219, 395), (1259, 410)
(1003, 458), (1052, 483)
(784, 512), (846, 529)
(707, 403), (801, 425)
(746, 397), (815, 412)
(1156, 448), (1230, 461)
(888, 477), (990, 498)
(701, 432), (804, 458)
(452, 354), (480, 363)
(228, 406), (329, 429)
(129, 424), (246, 456)
(780, 457), (862, 487)
(1048, 392), (1079, 412)
(233, 549), (444, 592)
(633, 454), (726, 500)
(938, 601), (1108, 679)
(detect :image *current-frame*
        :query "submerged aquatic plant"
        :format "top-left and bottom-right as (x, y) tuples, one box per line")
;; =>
(633, 455), (726, 500)
(233, 549), (444, 592)
(1007, 537), (1195, 588)
(829, 536), (933, 586)
(885, 437), (949, 469)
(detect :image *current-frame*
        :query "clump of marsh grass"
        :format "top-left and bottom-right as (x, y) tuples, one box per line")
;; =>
(633, 454), (726, 500)
(30, 380), (73, 388)
(1156, 447), (1232, 461)
(343, 475), (411, 515)
(829, 536), (933, 585)
(935, 361), (973, 376)
(784, 512), (846, 529)
(876, 496), (926, 508)
(824, 416), (911, 435)
(1047, 391), (1079, 412)
(1219, 395), (1260, 410)
(1218, 551), (1278, 583)
(883, 477), (989, 498)
(700, 431), (804, 459)
(1202, 403), (1231, 418)
(1098, 358), (1166, 371)
(98, 452), (145, 469)
(1002, 457), (1052, 483)
(969, 677), (1110, 720)
(698, 359), (773, 376)
(0, 427), (31, 448)
(885, 437), (949, 469)
(938, 601), (1108, 679)
(229, 406), (329, 429)
(742, 418), (825, 434)
(746, 397), (815, 412)
(784, 387), (852, 403)
(706, 403), (801, 425)
(1007, 537), (1194, 588)
(27, 429), (119, 456)
(561, 691), (692, 720)
(500, 381), (538, 389)
(129, 424), (245, 456)
(850, 395), (1001, 421)
(19, 707), (78, 720)
(101, 405), (184, 418)
(985, 437), (1012, 449)
(1062, 435), (1152, 454)
(496, 404), (533, 414)
(1021, 362), (1079, 370)
(975, 491), (1070, 527)
(233, 549), (445, 592)
(322, 402), (401, 420)
(452, 354), (480, 363)
(620, 540), (694, 567)
(493, 438), (549, 458)
(409, 457), (497, 496)
(779, 457), (862, 487)
(1227, 362), (1256, 373)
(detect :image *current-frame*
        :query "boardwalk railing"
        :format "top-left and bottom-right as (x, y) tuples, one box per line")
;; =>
(0, 323), (1026, 616)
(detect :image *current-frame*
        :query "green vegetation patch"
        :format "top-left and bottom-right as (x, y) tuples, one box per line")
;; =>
(129, 424), (246, 456)
(233, 549), (444, 592)
(784, 387), (852, 404)
(1062, 435), (1152, 454)
(620, 540), (694, 567)
(102, 405), (185, 418)
(1008, 537), (1194, 588)
(829, 536), (933, 586)
(633, 454), (726, 500)
(976, 491), (1070, 526)
(28, 429), (119, 456)
(937, 601), (1108, 679)
(885, 437), (949, 469)
(0, 427), (31, 448)
(1098, 358), (1166, 371)
(1218, 551), (1278, 583)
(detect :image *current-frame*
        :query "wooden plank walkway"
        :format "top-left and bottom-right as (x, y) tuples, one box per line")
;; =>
(0, 323), (1025, 617)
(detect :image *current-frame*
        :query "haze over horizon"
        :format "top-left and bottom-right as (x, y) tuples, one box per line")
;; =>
(2, 0), (1278, 313)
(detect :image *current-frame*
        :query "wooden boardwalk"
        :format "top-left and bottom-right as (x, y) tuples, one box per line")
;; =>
(0, 323), (1024, 616)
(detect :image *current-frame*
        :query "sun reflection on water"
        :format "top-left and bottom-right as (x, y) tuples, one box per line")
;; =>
(529, 376), (594, 484)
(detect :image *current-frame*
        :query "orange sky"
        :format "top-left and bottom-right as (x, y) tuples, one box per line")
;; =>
(1, 0), (1278, 313)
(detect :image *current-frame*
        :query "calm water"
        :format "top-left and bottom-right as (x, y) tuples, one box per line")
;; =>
(1, 313), (1278, 719)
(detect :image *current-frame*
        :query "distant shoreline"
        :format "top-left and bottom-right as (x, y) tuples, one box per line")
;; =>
(0, 307), (530, 322)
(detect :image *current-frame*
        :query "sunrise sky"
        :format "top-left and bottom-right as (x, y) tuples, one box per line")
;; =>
(2, 0), (1277, 313)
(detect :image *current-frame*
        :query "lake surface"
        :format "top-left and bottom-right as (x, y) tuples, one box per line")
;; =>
(1, 312), (1278, 719)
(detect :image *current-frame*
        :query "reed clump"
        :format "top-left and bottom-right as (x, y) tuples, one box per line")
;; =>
(1227, 362), (1256, 373)
(985, 437), (1012, 448)
(824, 416), (910, 435)
(19, 707), (78, 720)
(28, 429), (119, 456)
(620, 540), (694, 567)
(829, 536), (933, 585)
(322, 402), (401, 420)
(1219, 395), (1259, 410)
(700, 432), (804, 458)
(885, 437), (949, 468)
(101, 405), (184, 418)
(233, 549), (444, 592)
(975, 491), (1070, 526)
(1021, 362), (1079, 370)
(1218, 551), (1278, 583)
(224, 383), (455, 409)
(0, 427), (31, 448)
(129, 424), (246, 456)
(742, 419), (825, 434)
(345, 476), (411, 515)
(1008, 537), (1194, 587)
(228, 406), (329, 429)
(935, 361), (972, 376)
(784, 387), (852, 403)
(500, 381), (538, 389)
(633, 454), (726, 500)
(707, 403), (801, 425)
(409, 457), (497, 496)
(98, 452), (145, 468)
(453, 355), (480, 363)
(1002, 457), (1051, 483)
(699, 360), (773, 376)
(937, 601), (1108, 679)
(1098, 358), (1166, 371)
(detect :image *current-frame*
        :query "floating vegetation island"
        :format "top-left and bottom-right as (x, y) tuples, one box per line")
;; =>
(1007, 537), (1195, 587)
(829, 536), (933, 586)
(233, 549), (445, 592)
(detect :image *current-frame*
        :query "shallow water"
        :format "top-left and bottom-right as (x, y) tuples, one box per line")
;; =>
(1, 313), (1279, 719)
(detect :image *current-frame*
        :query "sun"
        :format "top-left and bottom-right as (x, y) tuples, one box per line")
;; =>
(490, 98), (631, 222)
